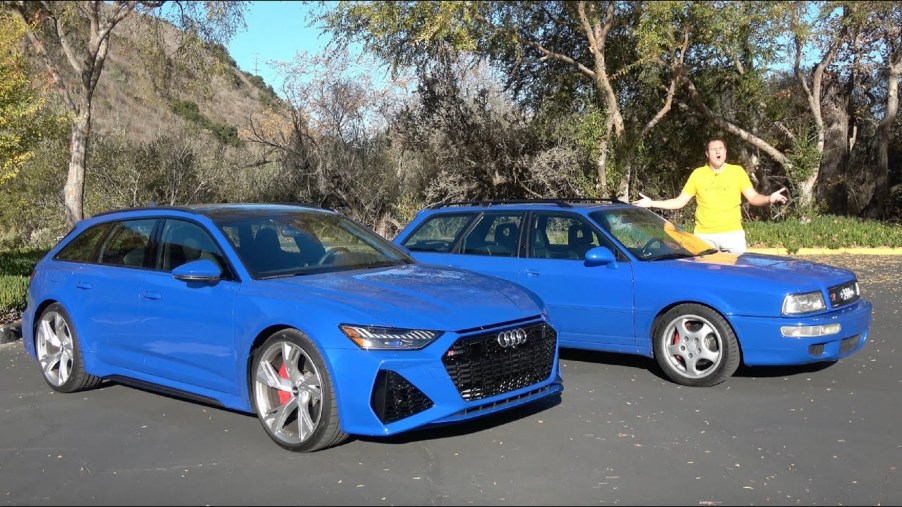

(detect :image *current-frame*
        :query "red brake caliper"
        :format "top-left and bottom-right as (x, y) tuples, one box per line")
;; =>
(673, 329), (685, 365)
(277, 363), (291, 405)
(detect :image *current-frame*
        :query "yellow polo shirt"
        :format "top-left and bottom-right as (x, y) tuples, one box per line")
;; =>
(682, 163), (753, 234)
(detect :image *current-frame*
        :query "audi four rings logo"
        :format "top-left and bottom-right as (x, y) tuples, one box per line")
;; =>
(497, 328), (528, 348)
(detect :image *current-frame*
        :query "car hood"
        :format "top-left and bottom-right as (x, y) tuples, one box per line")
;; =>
(672, 252), (856, 286)
(259, 264), (543, 331)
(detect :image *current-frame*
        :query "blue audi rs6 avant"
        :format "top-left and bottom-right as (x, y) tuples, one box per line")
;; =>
(22, 204), (562, 451)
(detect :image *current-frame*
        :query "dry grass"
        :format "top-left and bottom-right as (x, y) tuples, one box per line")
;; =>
(74, 17), (282, 148)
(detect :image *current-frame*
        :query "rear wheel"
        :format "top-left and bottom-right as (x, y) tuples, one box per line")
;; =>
(251, 329), (347, 452)
(653, 304), (740, 387)
(35, 303), (101, 393)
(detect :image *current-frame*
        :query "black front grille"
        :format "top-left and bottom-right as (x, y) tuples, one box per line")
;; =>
(828, 280), (860, 308)
(442, 322), (556, 402)
(371, 370), (434, 424)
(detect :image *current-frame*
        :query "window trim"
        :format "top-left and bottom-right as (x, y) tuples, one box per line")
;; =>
(454, 211), (527, 257)
(400, 212), (479, 254)
(524, 211), (629, 262)
(156, 218), (239, 281)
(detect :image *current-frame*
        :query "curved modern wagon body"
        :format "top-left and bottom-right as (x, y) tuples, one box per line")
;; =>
(394, 199), (873, 387)
(23, 204), (562, 451)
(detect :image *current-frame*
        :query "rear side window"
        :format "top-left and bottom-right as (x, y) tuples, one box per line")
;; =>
(55, 223), (113, 263)
(98, 219), (157, 268)
(460, 214), (523, 257)
(528, 214), (603, 260)
(401, 214), (475, 253)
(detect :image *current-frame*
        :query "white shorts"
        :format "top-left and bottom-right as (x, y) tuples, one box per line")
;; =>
(695, 230), (747, 254)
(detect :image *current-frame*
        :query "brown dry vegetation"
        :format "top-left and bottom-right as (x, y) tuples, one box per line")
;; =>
(78, 13), (283, 148)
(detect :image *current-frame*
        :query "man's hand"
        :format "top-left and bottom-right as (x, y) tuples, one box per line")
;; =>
(769, 187), (788, 205)
(632, 192), (653, 208)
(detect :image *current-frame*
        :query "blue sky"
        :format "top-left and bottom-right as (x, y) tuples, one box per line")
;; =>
(226, 1), (339, 93)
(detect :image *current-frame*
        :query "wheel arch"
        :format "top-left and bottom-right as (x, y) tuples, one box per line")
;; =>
(27, 299), (60, 351)
(244, 324), (293, 406)
(243, 323), (343, 411)
(648, 300), (746, 366)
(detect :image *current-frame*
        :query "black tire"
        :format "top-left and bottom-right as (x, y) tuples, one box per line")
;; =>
(653, 303), (740, 387)
(34, 303), (102, 393)
(250, 329), (348, 452)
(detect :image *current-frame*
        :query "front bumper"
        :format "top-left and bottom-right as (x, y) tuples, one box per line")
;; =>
(730, 300), (873, 366)
(326, 318), (563, 437)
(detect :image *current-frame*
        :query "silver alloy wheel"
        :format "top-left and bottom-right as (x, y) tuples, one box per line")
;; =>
(36, 309), (74, 387)
(253, 340), (324, 446)
(660, 313), (723, 379)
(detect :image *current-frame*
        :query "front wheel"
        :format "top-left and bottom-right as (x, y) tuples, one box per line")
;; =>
(35, 303), (102, 393)
(653, 304), (740, 387)
(251, 329), (348, 452)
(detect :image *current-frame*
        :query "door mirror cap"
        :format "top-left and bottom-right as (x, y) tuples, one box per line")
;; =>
(585, 246), (616, 267)
(172, 259), (222, 282)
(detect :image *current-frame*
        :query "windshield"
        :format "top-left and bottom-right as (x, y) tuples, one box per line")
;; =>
(215, 211), (412, 278)
(590, 207), (717, 261)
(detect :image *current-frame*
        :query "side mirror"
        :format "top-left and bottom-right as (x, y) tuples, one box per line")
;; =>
(172, 259), (222, 282)
(585, 246), (616, 267)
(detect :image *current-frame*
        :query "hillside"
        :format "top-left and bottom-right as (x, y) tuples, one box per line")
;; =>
(33, 10), (286, 150)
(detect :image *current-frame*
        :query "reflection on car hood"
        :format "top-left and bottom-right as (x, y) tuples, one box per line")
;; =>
(678, 252), (857, 285)
(261, 264), (542, 330)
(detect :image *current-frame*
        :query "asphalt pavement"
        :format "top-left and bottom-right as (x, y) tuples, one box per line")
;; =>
(1, 253), (899, 505)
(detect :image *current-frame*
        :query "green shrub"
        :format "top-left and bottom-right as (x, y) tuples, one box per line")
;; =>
(0, 249), (46, 324)
(0, 248), (45, 276)
(0, 275), (28, 322)
(746, 215), (902, 249)
(170, 99), (242, 147)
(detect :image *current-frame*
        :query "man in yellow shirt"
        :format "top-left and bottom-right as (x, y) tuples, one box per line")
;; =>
(632, 139), (788, 254)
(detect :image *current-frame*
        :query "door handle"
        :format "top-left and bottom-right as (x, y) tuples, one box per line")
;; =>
(524, 270), (540, 278)
(75, 282), (93, 290)
(140, 291), (162, 300)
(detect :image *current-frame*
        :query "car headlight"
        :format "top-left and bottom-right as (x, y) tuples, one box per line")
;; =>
(782, 291), (826, 315)
(340, 324), (443, 350)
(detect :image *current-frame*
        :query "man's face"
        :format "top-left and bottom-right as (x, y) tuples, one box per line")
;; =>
(706, 140), (727, 168)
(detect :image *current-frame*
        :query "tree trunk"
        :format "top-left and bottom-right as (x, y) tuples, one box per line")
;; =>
(595, 121), (613, 196)
(816, 76), (852, 215)
(595, 141), (608, 196)
(64, 112), (91, 229)
(616, 164), (630, 202)
(862, 54), (901, 219)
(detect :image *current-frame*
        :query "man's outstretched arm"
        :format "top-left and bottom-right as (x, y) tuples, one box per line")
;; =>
(742, 187), (788, 207)
(633, 192), (693, 210)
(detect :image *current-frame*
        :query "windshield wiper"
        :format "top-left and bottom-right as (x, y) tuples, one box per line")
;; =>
(261, 271), (312, 279)
(696, 248), (719, 256)
(649, 252), (696, 261)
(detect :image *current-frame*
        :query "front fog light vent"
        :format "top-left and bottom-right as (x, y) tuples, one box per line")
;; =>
(781, 323), (841, 338)
(371, 370), (434, 424)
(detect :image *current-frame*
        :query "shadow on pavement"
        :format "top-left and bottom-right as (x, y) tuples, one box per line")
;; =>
(355, 392), (563, 447)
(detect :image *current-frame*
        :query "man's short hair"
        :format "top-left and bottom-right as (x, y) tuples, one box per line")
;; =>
(706, 138), (727, 151)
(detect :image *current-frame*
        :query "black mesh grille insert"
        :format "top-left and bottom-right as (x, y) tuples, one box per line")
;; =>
(442, 322), (556, 402)
(828, 280), (860, 308)
(808, 343), (825, 357)
(371, 370), (434, 424)
(840, 334), (861, 354)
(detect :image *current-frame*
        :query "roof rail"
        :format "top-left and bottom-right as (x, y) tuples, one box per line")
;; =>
(426, 197), (626, 209)
(563, 197), (628, 204)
